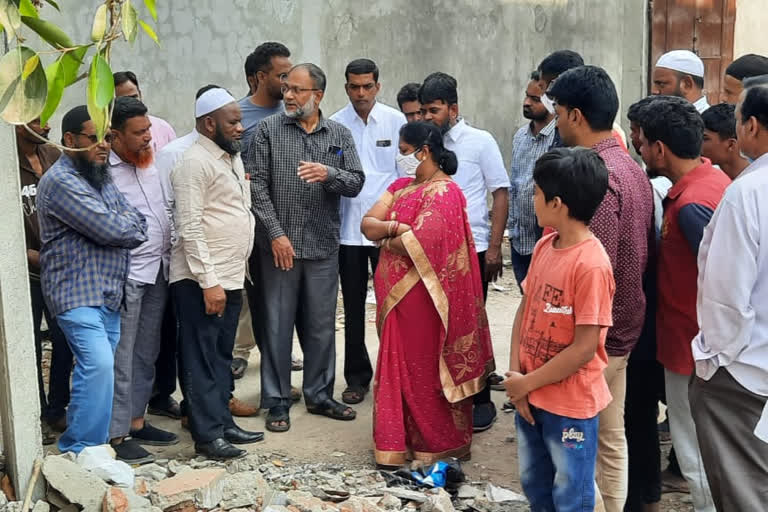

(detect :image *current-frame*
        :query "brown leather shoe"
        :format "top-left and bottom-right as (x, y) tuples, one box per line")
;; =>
(229, 397), (260, 417)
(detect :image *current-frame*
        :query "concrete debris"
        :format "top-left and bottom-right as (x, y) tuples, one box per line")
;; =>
(77, 445), (134, 488)
(103, 487), (129, 512)
(219, 470), (269, 510)
(135, 463), (169, 481)
(382, 488), (428, 503)
(31, 501), (50, 512)
(42, 455), (108, 512)
(484, 483), (527, 504)
(456, 485), (481, 499)
(421, 489), (454, 512)
(0, 489), (7, 507)
(5, 502), (23, 512)
(377, 493), (402, 510)
(150, 468), (226, 510)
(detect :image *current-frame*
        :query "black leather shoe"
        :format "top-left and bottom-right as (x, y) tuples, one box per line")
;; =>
(224, 426), (265, 444)
(194, 438), (246, 460)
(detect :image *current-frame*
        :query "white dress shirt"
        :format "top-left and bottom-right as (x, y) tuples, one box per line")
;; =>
(330, 101), (405, 246)
(693, 152), (768, 439)
(109, 151), (172, 283)
(155, 129), (200, 194)
(444, 118), (510, 252)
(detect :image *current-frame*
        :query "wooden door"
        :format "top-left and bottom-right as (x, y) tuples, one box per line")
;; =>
(651, 0), (736, 104)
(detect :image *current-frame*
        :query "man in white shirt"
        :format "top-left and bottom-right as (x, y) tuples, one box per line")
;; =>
(330, 59), (406, 405)
(652, 50), (710, 113)
(419, 72), (509, 431)
(689, 83), (768, 510)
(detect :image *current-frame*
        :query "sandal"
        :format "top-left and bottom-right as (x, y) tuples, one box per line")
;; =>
(265, 406), (290, 432)
(306, 398), (357, 421)
(341, 386), (368, 405)
(231, 358), (248, 380)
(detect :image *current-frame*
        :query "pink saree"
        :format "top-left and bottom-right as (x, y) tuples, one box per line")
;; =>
(373, 177), (494, 466)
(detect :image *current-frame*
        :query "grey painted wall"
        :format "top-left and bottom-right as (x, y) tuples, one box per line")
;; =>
(44, 0), (649, 161)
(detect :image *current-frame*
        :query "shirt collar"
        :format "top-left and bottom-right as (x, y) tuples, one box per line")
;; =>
(740, 151), (768, 178)
(530, 117), (557, 138)
(667, 158), (715, 200)
(281, 110), (330, 133)
(197, 133), (229, 160)
(693, 96), (710, 113)
(445, 118), (467, 143)
(592, 136), (621, 153)
(108, 150), (129, 167)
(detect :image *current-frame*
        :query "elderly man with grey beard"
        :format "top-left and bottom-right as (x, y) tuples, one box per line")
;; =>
(245, 63), (365, 433)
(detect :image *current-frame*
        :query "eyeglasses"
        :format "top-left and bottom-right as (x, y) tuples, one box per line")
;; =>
(77, 132), (113, 144)
(280, 85), (320, 95)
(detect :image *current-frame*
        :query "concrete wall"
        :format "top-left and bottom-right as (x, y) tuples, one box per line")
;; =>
(44, 0), (648, 162)
(735, 0), (768, 58)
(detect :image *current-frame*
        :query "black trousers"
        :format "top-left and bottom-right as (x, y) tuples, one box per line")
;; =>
(30, 279), (73, 421)
(173, 280), (240, 443)
(339, 245), (378, 389)
(624, 357), (664, 510)
(473, 251), (491, 405)
(151, 295), (178, 402)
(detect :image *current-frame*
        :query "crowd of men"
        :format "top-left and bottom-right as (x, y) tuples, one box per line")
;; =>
(17, 37), (768, 511)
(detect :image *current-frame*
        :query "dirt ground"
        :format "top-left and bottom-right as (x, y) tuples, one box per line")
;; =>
(42, 260), (693, 511)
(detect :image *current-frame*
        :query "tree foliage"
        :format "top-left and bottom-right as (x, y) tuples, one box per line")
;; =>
(0, 0), (160, 140)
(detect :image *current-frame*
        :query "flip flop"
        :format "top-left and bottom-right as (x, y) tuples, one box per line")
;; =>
(341, 386), (368, 405)
(265, 406), (290, 432)
(307, 398), (357, 421)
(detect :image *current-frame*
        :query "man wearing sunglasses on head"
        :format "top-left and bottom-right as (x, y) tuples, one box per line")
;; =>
(37, 105), (148, 455)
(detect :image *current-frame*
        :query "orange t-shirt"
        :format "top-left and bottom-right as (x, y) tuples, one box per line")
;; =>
(519, 233), (615, 419)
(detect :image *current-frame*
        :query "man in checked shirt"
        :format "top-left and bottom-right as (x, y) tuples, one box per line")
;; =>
(37, 106), (148, 454)
(246, 63), (365, 433)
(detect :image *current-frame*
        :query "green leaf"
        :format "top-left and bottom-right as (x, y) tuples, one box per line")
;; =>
(0, 45), (47, 123)
(40, 57), (64, 124)
(43, 0), (59, 10)
(18, 0), (37, 18)
(0, 0), (22, 38)
(59, 46), (89, 86)
(122, 0), (138, 43)
(142, 0), (157, 22)
(138, 19), (159, 46)
(21, 16), (74, 49)
(21, 53), (38, 80)
(87, 53), (111, 139)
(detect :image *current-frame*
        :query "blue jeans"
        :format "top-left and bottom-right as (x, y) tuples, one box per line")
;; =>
(510, 244), (533, 293)
(516, 406), (599, 512)
(56, 306), (120, 453)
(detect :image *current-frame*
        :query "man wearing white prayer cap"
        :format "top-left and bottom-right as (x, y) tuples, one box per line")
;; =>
(169, 86), (264, 460)
(652, 49), (710, 113)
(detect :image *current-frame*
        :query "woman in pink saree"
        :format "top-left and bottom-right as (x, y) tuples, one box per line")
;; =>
(361, 122), (494, 467)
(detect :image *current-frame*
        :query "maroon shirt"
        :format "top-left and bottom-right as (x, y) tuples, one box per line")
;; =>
(590, 138), (654, 356)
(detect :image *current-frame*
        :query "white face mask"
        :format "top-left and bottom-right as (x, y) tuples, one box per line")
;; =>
(396, 150), (421, 176)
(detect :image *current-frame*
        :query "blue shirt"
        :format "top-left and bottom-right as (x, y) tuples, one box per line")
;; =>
(37, 154), (148, 316)
(507, 118), (557, 255)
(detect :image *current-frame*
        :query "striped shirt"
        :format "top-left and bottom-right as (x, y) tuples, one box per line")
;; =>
(507, 118), (557, 255)
(37, 154), (147, 316)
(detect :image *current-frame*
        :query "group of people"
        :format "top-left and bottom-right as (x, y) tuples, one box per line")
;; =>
(16, 36), (768, 511)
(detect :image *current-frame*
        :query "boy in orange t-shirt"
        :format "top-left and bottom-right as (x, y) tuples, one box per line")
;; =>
(504, 147), (615, 511)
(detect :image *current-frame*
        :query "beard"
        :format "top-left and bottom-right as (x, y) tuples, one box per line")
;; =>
(213, 125), (242, 156)
(74, 153), (112, 190)
(523, 106), (549, 121)
(284, 94), (316, 120)
(122, 146), (154, 169)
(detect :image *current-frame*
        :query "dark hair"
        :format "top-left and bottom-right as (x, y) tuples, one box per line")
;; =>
(674, 71), (704, 90)
(196, 84), (221, 99)
(635, 95), (703, 159)
(743, 74), (768, 89)
(419, 72), (458, 105)
(113, 70), (139, 89)
(533, 147), (608, 223)
(726, 54), (768, 81)
(111, 96), (148, 131)
(399, 121), (458, 175)
(702, 103), (737, 140)
(345, 58), (379, 82)
(538, 50), (584, 83)
(627, 95), (658, 123)
(529, 70), (541, 81)
(548, 65), (618, 131)
(244, 42), (290, 82)
(396, 82), (420, 109)
(61, 105), (90, 139)
(290, 63), (327, 92)
(740, 84), (768, 129)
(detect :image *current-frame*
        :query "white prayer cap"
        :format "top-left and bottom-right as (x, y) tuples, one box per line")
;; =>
(195, 88), (237, 117)
(655, 50), (705, 78)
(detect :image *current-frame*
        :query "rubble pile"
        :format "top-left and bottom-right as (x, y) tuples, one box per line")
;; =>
(0, 449), (528, 512)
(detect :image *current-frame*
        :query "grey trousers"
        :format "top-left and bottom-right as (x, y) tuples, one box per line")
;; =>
(109, 268), (168, 439)
(690, 367), (768, 511)
(254, 250), (338, 409)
